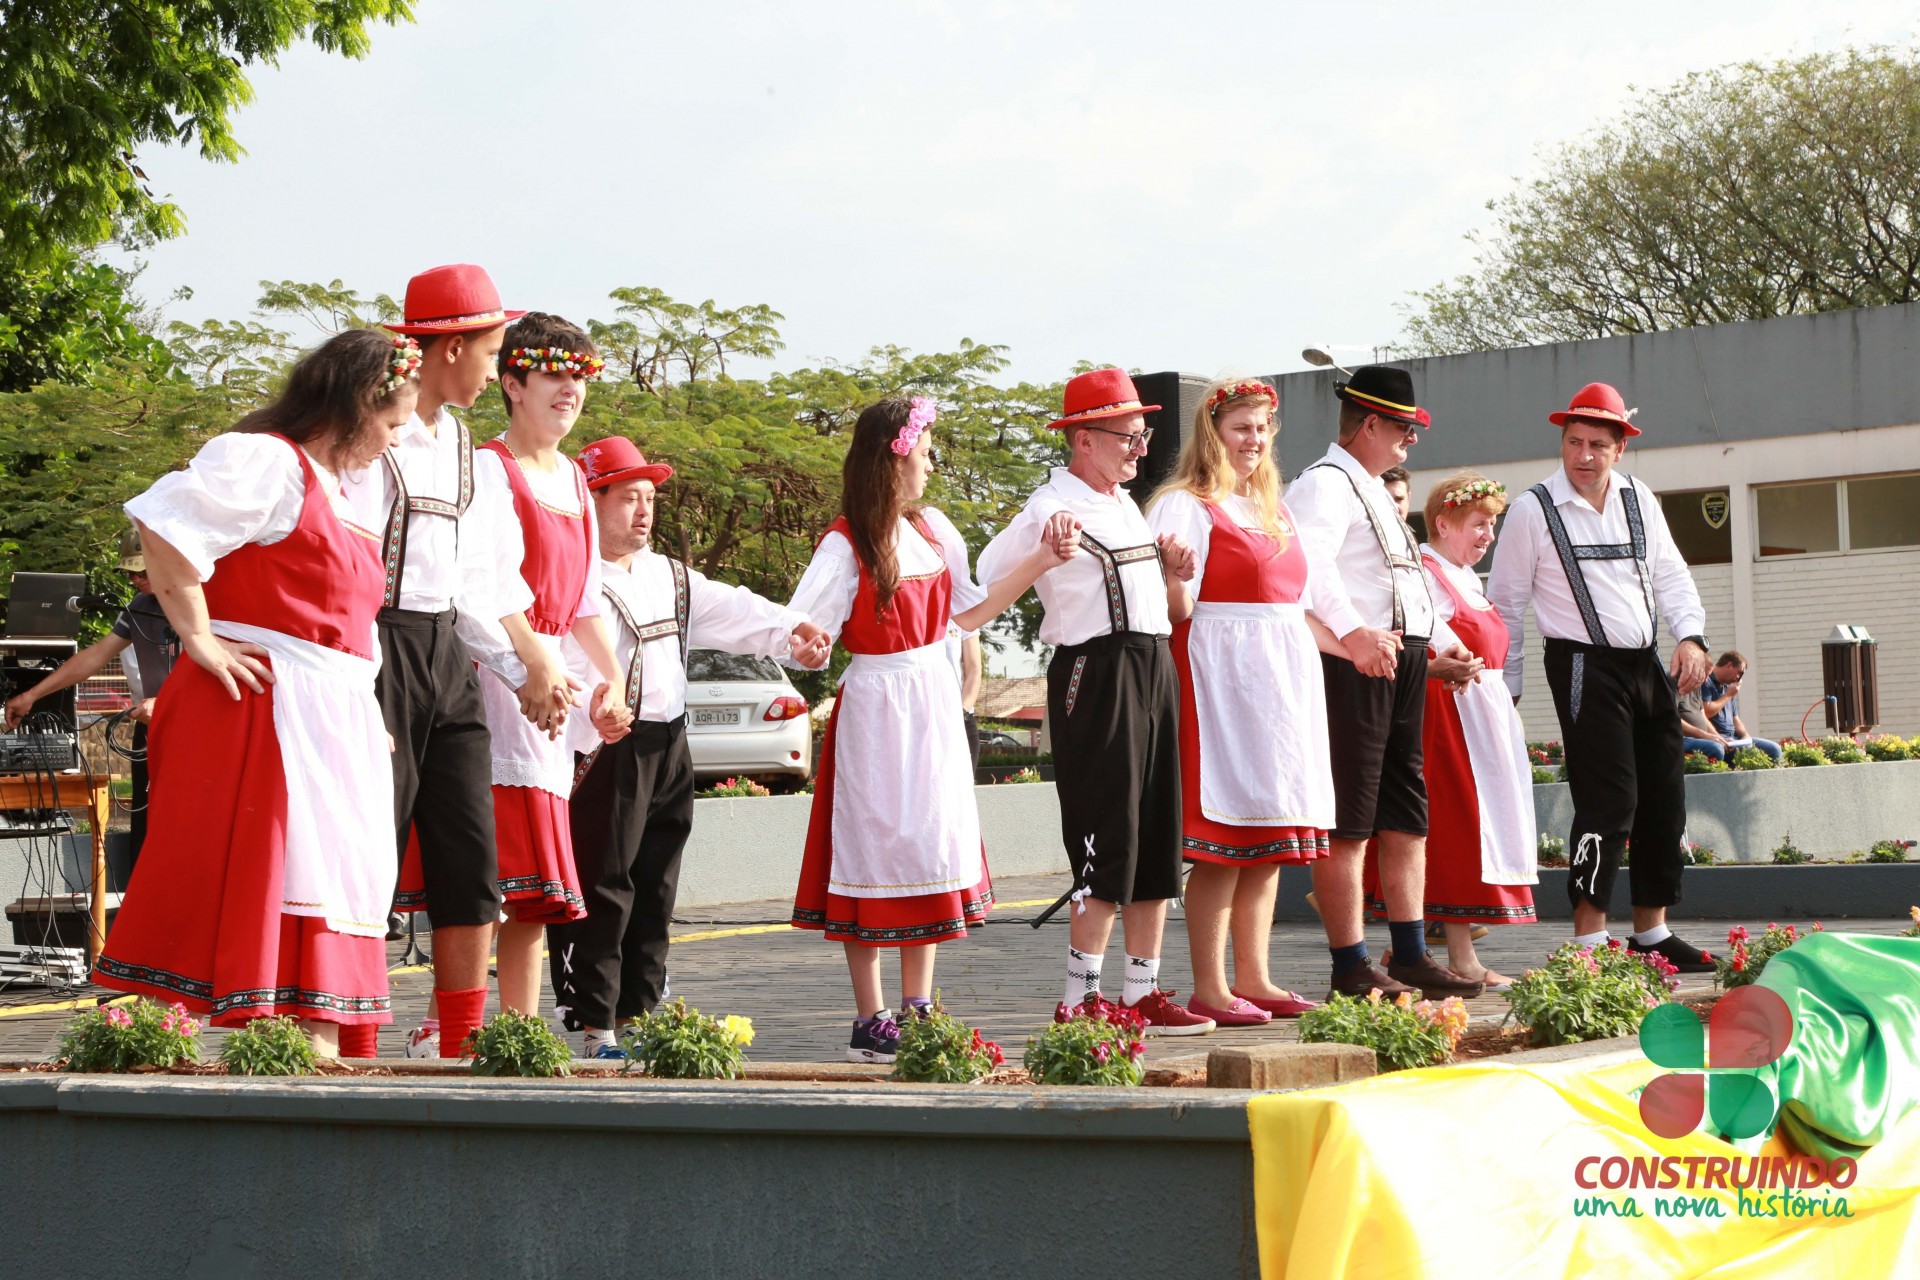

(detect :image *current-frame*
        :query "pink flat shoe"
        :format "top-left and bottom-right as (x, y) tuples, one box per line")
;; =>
(1232, 989), (1322, 1018)
(1187, 996), (1273, 1027)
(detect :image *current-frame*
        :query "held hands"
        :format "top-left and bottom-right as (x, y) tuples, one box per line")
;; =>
(789, 621), (832, 670)
(588, 681), (633, 744)
(1038, 512), (1082, 567)
(1156, 533), (1198, 582)
(1428, 643), (1485, 693)
(516, 648), (582, 740)
(1341, 626), (1402, 679)
(1671, 641), (1710, 696)
(184, 633), (275, 701)
(131, 697), (157, 725)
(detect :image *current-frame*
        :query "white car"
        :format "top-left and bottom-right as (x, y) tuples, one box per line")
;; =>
(684, 649), (812, 789)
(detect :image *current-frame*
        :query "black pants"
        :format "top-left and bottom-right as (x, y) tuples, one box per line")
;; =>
(128, 722), (150, 871)
(1322, 641), (1430, 841)
(1543, 639), (1687, 911)
(963, 709), (981, 772)
(375, 608), (501, 927)
(1047, 632), (1182, 905)
(547, 717), (696, 1030)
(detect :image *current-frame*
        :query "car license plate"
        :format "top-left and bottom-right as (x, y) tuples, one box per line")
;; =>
(692, 708), (742, 727)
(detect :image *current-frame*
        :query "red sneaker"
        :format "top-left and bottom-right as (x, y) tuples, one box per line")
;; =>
(1127, 988), (1216, 1036)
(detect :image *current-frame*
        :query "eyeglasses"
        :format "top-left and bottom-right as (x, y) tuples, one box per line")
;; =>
(1083, 425), (1154, 451)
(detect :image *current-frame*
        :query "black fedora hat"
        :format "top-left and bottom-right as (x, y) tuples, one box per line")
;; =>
(1334, 364), (1423, 427)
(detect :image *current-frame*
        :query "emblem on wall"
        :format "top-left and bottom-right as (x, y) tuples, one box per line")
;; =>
(1700, 491), (1729, 530)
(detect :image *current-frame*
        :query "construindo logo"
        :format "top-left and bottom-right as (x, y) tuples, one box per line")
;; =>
(1637, 986), (1795, 1140)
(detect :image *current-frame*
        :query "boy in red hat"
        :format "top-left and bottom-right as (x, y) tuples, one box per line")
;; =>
(1488, 382), (1715, 973)
(548, 437), (830, 1057)
(341, 264), (573, 1058)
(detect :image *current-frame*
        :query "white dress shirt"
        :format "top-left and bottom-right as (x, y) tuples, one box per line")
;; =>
(1284, 444), (1440, 645)
(564, 548), (808, 741)
(338, 408), (536, 685)
(1487, 466), (1706, 698)
(977, 468), (1171, 646)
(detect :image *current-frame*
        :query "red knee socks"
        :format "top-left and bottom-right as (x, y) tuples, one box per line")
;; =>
(437, 987), (487, 1058)
(338, 1022), (379, 1059)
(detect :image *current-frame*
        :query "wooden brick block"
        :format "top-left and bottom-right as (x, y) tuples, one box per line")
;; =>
(1205, 1042), (1376, 1090)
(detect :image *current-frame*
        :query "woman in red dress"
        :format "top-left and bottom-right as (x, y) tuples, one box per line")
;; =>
(787, 397), (1072, 1063)
(96, 329), (419, 1057)
(1148, 379), (1345, 1026)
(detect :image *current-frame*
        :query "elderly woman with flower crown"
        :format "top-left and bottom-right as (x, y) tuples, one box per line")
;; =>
(1145, 377), (1349, 1026)
(1382, 471), (1537, 989)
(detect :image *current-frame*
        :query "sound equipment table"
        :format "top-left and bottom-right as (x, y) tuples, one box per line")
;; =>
(0, 773), (111, 966)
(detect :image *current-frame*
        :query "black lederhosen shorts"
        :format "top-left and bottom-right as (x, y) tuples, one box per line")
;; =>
(1322, 640), (1430, 842)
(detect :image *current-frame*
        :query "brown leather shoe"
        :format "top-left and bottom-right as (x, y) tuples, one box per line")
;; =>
(1326, 964), (1414, 1001)
(1387, 951), (1486, 999)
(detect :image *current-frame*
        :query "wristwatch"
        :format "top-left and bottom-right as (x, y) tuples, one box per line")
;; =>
(1681, 635), (1710, 655)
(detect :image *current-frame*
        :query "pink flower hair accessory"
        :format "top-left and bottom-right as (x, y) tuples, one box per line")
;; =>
(891, 396), (936, 457)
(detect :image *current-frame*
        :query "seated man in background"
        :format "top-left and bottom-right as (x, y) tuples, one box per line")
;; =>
(1677, 687), (1726, 761)
(1700, 651), (1781, 763)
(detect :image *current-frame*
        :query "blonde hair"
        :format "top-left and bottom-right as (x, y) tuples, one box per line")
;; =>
(1149, 376), (1288, 550)
(1424, 469), (1509, 534)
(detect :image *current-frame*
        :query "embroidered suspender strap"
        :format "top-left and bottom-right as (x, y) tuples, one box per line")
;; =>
(1619, 481), (1659, 639)
(570, 560), (693, 794)
(1078, 533), (1157, 634)
(1303, 462), (1426, 635)
(1529, 481), (1659, 649)
(376, 425), (477, 608)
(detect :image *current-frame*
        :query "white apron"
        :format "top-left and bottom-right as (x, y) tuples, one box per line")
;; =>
(482, 630), (587, 797)
(828, 641), (982, 898)
(1188, 601), (1337, 828)
(212, 619), (397, 938)
(1453, 673), (1539, 885)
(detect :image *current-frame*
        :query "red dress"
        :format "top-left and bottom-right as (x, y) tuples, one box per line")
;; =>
(792, 517), (993, 946)
(1171, 504), (1333, 865)
(96, 438), (393, 1025)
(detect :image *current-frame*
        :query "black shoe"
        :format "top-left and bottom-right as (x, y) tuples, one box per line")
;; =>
(1386, 951), (1485, 999)
(1326, 964), (1414, 1001)
(1628, 933), (1716, 974)
(385, 913), (404, 942)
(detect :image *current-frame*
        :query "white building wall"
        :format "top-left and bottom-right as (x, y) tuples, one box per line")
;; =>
(1751, 550), (1920, 739)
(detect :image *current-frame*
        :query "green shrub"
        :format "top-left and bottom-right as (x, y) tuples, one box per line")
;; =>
(1782, 740), (1828, 767)
(467, 1010), (571, 1078)
(58, 998), (201, 1072)
(1727, 746), (1775, 770)
(696, 776), (772, 799)
(1503, 943), (1677, 1047)
(1298, 991), (1467, 1072)
(1866, 838), (1914, 864)
(1718, 922), (1821, 989)
(1865, 734), (1913, 762)
(1770, 835), (1810, 865)
(1537, 832), (1568, 866)
(1684, 751), (1730, 774)
(1819, 735), (1867, 764)
(1023, 1002), (1145, 1086)
(1003, 767), (1045, 784)
(1531, 765), (1562, 784)
(890, 995), (1004, 1083)
(979, 750), (1053, 767)
(1686, 841), (1721, 866)
(220, 1015), (319, 1076)
(620, 998), (751, 1079)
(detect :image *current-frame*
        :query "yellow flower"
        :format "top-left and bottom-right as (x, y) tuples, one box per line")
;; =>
(1393, 991), (1413, 1009)
(1366, 989), (1383, 1004)
(719, 1014), (754, 1047)
(1910, 905), (1919, 924)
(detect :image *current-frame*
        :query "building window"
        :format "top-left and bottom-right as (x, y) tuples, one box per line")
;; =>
(1847, 473), (1920, 551)
(1755, 482), (1840, 557)
(1659, 488), (1733, 566)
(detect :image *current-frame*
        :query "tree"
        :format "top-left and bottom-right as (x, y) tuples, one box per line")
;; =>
(0, 245), (172, 390)
(1402, 48), (1920, 355)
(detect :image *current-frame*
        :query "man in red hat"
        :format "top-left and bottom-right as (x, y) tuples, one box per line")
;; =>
(341, 263), (573, 1058)
(1488, 382), (1715, 972)
(548, 437), (831, 1057)
(1286, 364), (1486, 1001)
(978, 367), (1216, 1036)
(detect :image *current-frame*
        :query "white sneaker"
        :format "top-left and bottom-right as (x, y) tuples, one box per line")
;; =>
(404, 1025), (440, 1058)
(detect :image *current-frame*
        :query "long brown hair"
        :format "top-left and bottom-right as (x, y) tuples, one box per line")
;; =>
(234, 328), (414, 457)
(839, 398), (923, 617)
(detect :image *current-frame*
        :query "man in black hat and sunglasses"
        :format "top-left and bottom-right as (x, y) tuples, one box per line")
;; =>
(1286, 365), (1486, 1001)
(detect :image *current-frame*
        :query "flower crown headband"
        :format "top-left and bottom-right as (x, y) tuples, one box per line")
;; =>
(1442, 478), (1506, 508)
(891, 396), (936, 457)
(379, 335), (423, 396)
(506, 347), (606, 380)
(1206, 380), (1277, 415)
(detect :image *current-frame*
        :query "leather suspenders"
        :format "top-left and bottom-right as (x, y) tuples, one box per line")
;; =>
(1303, 461), (1429, 635)
(1528, 479), (1657, 648)
(571, 558), (691, 793)
(378, 423), (476, 608)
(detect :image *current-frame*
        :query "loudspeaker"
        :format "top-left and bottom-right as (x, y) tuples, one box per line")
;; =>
(1122, 372), (1213, 504)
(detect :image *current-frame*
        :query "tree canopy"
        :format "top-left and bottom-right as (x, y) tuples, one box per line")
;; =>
(1401, 48), (1920, 355)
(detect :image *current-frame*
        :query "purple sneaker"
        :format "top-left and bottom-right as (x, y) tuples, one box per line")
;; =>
(847, 1010), (901, 1063)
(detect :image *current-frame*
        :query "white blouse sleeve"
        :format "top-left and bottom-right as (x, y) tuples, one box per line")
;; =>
(575, 482), (603, 619)
(786, 531), (860, 648)
(920, 508), (987, 618)
(454, 449), (532, 688)
(1146, 490), (1214, 603)
(124, 433), (308, 582)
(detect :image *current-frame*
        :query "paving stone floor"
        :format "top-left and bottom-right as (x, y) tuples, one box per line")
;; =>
(1, 874), (1911, 1065)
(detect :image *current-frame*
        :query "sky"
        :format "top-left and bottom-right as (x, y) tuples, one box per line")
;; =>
(112, 1), (1920, 385)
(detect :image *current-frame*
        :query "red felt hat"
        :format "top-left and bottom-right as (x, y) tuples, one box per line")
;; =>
(1548, 382), (1642, 437)
(383, 264), (526, 337)
(577, 436), (673, 491)
(1047, 368), (1162, 430)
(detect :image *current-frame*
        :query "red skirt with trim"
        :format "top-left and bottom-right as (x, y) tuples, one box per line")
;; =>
(491, 785), (586, 924)
(93, 660), (390, 1025)
(1364, 678), (1537, 924)
(1173, 622), (1330, 868)
(791, 696), (992, 947)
